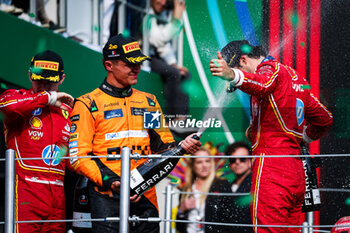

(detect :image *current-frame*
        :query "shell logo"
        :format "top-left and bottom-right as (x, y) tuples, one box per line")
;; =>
(29, 116), (43, 129)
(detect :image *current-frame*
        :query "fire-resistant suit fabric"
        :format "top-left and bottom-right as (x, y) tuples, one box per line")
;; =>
(231, 57), (333, 232)
(69, 79), (177, 232)
(0, 88), (71, 233)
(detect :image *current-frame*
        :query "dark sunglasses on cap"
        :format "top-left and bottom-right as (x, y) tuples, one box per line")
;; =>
(229, 157), (248, 164)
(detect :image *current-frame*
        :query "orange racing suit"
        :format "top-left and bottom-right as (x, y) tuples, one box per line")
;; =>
(69, 79), (176, 232)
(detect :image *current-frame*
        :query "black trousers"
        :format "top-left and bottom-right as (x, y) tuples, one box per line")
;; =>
(89, 183), (159, 233)
(150, 57), (189, 117)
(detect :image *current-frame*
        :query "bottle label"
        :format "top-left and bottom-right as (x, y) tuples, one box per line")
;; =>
(72, 212), (92, 228)
(133, 161), (175, 195)
(312, 189), (321, 204)
(130, 168), (144, 189)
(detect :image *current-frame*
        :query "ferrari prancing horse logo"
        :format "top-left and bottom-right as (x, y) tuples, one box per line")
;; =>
(62, 110), (69, 119)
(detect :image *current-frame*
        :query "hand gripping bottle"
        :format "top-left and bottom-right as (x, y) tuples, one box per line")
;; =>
(72, 176), (92, 232)
(130, 135), (200, 196)
(301, 142), (323, 212)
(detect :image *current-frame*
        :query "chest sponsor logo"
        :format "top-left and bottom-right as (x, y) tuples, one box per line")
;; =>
(64, 123), (70, 132)
(69, 141), (78, 148)
(131, 107), (146, 116)
(296, 98), (305, 126)
(70, 123), (77, 133)
(29, 116), (42, 130)
(62, 110), (69, 119)
(104, 109), (123, 120)
(292, 83), (307, 92)
(70, 133), (79, 140)
(130, 100), (144, 104)
(42, 144), (61, 166)
(62, 136), (69, 142)
(105, 130), (148, 140)
(32, 108), (42, 116)
(143, 110), (161, 129)
(28, 130), (43, 140)
(70, 114), (80, 122)
(104, 102), (119, 108)
(62, 124), (70, 136)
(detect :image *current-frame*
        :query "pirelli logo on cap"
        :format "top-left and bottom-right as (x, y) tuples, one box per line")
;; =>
(123, 42), (140, 54)
(34, 60), (59, 71)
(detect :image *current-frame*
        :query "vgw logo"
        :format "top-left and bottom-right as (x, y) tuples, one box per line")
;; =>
(143, 110), (161, 129)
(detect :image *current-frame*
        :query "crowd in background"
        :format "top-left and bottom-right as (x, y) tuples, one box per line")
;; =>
(175, 143), (252, 233)
(0, 0), (192, 124)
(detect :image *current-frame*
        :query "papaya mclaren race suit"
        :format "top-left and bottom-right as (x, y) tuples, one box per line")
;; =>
(228, 56), (333, 233)
(0, 89), (71, 233)
(69, 79), (177, 232)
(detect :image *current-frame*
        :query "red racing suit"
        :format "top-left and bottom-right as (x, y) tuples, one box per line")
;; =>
(0, 88), (71, 233)
(230, 56), (333, 232)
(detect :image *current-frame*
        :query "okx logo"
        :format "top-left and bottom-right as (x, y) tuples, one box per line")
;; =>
(143, 110), (161, 129)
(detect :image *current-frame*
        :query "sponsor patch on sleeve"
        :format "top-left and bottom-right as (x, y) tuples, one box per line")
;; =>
(146, 97), (156, 106)
(69, 141), (78, 148)
(90, 100), (98, 112)
(70, 114), (80, 122)
(70, 156), (78, 165)
(69, 148), (79, 156)
(70, 123), (77, 133)
(70, 133), (79, 140)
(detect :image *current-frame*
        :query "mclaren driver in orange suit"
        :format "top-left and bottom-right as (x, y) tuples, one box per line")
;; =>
(69, 34), (201, 233)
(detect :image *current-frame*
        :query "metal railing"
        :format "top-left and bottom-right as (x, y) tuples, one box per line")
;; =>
(5, 149), (15, 233)
(4, 150), (350, 233)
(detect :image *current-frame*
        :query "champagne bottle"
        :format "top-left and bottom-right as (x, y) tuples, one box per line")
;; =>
(130, 135), (200, 196)
(72, 176), (92, 232)
(301, 142), (322, 212)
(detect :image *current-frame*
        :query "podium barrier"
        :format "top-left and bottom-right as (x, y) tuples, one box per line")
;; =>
(3, 149), (350, 232)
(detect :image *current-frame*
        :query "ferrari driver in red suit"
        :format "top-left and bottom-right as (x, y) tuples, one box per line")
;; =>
(0, 50), (74, 233)
(210, 40), (332, 233)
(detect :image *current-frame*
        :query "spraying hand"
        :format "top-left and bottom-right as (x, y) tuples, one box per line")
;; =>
(210, 52), (237, 92)
(210, 51), (235, 81)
